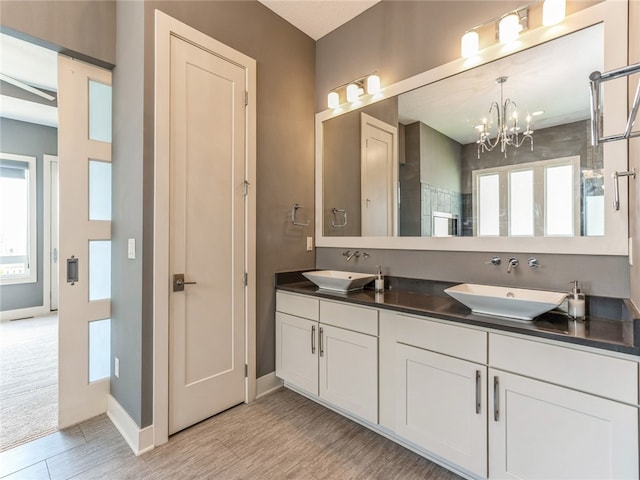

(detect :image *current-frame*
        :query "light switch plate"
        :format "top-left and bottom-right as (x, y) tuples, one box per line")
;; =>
(306, 237), (313, 252)
(128, 238), (136, 259)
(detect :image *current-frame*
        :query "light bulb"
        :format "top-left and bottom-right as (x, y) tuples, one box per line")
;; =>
(346, 83), (361, 102)
(366, 74), (381, 95)
(327, 91), (339, 109)
(461, 30), (479, 58)
(543, 0), (566, 26)
(499, 14), (521, 44)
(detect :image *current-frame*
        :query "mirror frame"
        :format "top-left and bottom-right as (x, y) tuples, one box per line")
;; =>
(315, 0), (628, 255)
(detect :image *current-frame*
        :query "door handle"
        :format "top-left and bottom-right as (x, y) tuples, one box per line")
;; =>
(311, 325), (316, 354)
(173, 273), (197, 292)
(319, 327), (324, 357)
(66, 255), (78, 285)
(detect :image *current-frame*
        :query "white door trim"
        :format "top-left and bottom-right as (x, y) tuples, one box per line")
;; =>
(153, 10), (256, 446)
(43, 154), (57, 313)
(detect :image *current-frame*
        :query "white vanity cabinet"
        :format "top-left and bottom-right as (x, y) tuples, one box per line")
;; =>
(488, 334), (639, 480)
(275, 292), (379, 423)
(391, 313), (488, 478)
(275, 292), (320, 395)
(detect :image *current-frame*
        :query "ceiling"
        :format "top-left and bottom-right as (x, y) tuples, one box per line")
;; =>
(258, 0), (380, 40)
(0, 1), (379, 127)
(0, 33), (58, 127)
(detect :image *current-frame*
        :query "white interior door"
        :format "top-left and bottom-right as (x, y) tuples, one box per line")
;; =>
(169, 35), (247, 434)
(57, 56), (112, 428)
(360, 113), (398, 236)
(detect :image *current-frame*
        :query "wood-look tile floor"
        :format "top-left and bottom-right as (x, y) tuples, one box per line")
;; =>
(0, 388), (463, 479)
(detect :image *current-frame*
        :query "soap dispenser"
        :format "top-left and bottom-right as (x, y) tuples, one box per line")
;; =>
(568, 281), (586, 319)
(375, 266), (385, 293)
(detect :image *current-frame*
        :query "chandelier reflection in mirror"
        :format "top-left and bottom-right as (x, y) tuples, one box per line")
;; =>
(476, 76), (534, 159)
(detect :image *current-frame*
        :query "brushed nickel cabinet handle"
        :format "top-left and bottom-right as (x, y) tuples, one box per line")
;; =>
(493, 375), (500, 422)
(319, 327), (324, 357)
(311, 325), (316, 354)
(475, 370), (481, 414)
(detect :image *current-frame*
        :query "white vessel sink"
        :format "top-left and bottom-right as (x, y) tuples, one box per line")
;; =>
(444, 283), (567, 321)
(302, 270), (376, 293)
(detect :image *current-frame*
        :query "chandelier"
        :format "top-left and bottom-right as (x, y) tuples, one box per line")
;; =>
(476, 76), (534, 159)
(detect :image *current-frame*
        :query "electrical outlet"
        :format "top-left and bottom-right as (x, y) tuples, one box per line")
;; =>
(115, 357), (120, 378)
(306, 236), (313, 252)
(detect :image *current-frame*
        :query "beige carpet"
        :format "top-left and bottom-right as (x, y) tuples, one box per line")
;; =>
(0, 314), (58, 452)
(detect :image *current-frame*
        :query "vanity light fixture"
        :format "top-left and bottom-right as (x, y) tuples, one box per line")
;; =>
(498, 13), (523, 44)
(327, 73), (382, 109)
(366, 74), (381, 95)
(346, 82), (364, 102)
(461, 30), (480, 58)
(542, 0), (566, 26)
(476, 76), (534, 159)
(460, 6), (530, 58)
(327, 91), (340, 109)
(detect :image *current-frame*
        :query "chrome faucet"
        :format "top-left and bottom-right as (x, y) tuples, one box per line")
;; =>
(507, 257), (519, 273)
(342, 250), (359, 262)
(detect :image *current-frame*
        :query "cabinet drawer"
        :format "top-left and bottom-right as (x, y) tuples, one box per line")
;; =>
(489, 333), (638, 404)
(276, 291), (319, 320)
(396, 314), (487, 364)
(320, 300), (378, 336)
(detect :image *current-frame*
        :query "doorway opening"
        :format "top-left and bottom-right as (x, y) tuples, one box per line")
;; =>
(0, 33), (59, 451)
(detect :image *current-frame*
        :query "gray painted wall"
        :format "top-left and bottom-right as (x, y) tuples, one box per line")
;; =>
(109, 0), (316, 427)
(0, 118), (57, 311)
(316, 248), (630, 299)
(0, 0), (116, 67)
(315, 0), (625, 298)
(111, 0), (146, 427)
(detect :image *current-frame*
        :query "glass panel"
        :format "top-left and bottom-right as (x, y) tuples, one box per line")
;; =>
(89, 240), (111, 301)
(546, 164), (573, 236)
(89, 160), (112, 221)
(89, 318), (110, 382)
(509, 170), (534, 236)
(478, 174), (499, 236)
(0, 159), (34, 282)
(89, 80), (112, 143)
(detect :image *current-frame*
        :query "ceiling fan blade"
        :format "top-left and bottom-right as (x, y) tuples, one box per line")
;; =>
(0, 73), (55, 101)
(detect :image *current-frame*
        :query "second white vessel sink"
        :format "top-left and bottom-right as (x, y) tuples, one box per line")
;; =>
(303, 270), (375, 292)
(444, 283), (567, 321)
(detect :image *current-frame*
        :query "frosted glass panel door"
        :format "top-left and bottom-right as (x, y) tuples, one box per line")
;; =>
(89, 81), (112, 143)
(89, 318), (111, 382)
(89, 160), (112, 221)
(58, 56), (112, 428)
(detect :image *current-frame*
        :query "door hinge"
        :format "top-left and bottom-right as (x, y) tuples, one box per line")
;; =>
(244, 364), (248, 378)
(242, 180), (250, 196)
(243, 272), (248, 286)
(245, 91), (248, 106)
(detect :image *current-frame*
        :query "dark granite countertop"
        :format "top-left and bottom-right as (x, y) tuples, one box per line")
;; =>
(275, 272), (640, 356)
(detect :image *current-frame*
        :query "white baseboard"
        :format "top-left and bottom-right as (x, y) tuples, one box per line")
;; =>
(256, 372), (283, 398)
(0, 305), (49, 322)
(107, 395), (154, 456)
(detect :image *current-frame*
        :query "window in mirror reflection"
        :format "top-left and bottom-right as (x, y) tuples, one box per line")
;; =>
(546, 164), (574, 236)
(477, 174), (500, 236)
(509, 170), (534, 236)
(474, 156), (582, 237)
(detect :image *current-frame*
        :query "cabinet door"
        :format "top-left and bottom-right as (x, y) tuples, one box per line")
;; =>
(319, 325), (378, 423)
(275, 312), (318, 395)
(396, 344), (487, 478)
(489, 369), (639, 480)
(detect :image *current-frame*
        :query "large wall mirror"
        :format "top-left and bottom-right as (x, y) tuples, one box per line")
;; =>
(315, 0), (629, 255)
